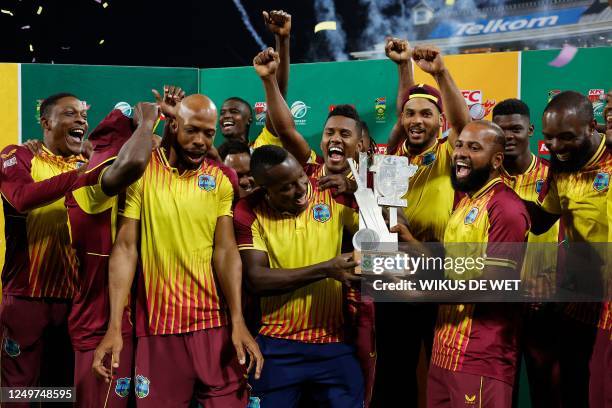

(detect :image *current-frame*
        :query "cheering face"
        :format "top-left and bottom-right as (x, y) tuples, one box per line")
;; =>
(42, 96), (89, 156)
(224, 152), (255, 198)
(219, 100), (252, 142)
(401, 98), (441, 151)
(262, 156), (310, 215)
(493, 114), (533, 159)
(451, 123), (503, 193)
(543, 109), (594, 173)
(320, 116), (362, 174)
(173, 104), (217, 170)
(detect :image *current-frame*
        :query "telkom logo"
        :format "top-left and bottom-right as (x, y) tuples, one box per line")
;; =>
(456, 15), (559, 36)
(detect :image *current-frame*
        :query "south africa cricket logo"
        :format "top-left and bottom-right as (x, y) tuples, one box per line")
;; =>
(313, 203), (331, 223)
(593, 172), (610, 192)
(464, 207), (479, 225)
(198, 174), (216, 191)
(135, 375), (150, 398)
(115, 377), (131, 398)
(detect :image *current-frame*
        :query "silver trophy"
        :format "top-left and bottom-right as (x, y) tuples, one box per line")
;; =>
(348, 153), (417, 253)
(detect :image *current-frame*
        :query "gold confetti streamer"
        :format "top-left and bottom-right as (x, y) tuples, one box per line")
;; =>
(36, 6), (43, 15)
(1, 9), (14, 16)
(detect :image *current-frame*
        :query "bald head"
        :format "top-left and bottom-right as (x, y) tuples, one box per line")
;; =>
(544, 90), (594, 125)
(463, 120), (506, 152)
(178, 94), (217, 121)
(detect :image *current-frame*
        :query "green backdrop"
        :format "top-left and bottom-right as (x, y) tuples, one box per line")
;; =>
(520, 47), (612, 156)
(20, 64), (199, 141)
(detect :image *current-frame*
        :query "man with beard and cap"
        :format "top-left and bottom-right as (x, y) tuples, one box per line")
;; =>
(234, 145), (365, 408)
(220, 10), (291, 148)
(525, 90), (611, 408)
(70, 87), (182, 406)
(218, 140), (256, 198)
(492, 98), (562, 407)
(374, 45), (471, 407)
(0, 93), (89, 391)
(94, 94), (263, 407)
(391, 120), (529, 407)
(253, 47), (363, 195)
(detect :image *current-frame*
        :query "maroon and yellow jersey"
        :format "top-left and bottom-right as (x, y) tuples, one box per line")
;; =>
(234, 163), (359, 343)
(121, 148), (238, 336)
(389, 138), (454, 242)
(501, 155), (560, 293)
(0, 145), (83, 299)
(432, 178), (530, 385)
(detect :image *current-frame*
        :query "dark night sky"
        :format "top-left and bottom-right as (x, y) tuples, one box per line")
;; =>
(0, 0), (343, 68)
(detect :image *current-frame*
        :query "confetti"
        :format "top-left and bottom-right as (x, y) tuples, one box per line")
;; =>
(94, 0), (101, 2)
(1, 9), (14, 16)
(446, 0), (455, 5)
(102, 2), (108, 8)
(314, 21), (337, 33)
(61, 46), (70, 50)
(36, 6), (42, 15)
(548, 44), (578, 68)
(29, 44), (34, 52)
(32, 57), (36, 62)
(21, 25), (30, 29)
(99, 39), (105, 45)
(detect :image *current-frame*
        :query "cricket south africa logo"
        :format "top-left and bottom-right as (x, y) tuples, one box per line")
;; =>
(198, 174), (216, 191)
(313, 203), (331, 223)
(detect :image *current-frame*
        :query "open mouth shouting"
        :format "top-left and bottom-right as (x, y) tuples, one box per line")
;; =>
(221, 120), (235, 133)
(183, 149), (206, 165)
(554, 152), (570, 162)
(327, 145), (345, 165)
(454, 159), (472, 179)
(408, 126), (426, 140)
(67, 127), (85, 144)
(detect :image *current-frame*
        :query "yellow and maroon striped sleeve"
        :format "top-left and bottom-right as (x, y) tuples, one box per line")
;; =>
(119, 176), (143, 220)
(234, 193), (266, 252)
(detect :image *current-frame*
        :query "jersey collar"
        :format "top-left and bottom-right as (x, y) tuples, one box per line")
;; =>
(471, 177), (502, 200)
(583, 133), (606, 169)
(501, 153), (537, 178)
(41, 144), (86, 164)
(156, 147), (203, 176)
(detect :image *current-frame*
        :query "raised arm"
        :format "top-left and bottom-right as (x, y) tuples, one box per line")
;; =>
(101, 102), (159, 196)
(0, 146), (83, 213)
(253, 48), (311, 164)
(412, 46), (471, 147)
(213, 216), (263, 379)
(263, 10), (292, 135)
(92, 216), (140, 382)
(386, 37), (414, 152)
(240, 249), (360, 296)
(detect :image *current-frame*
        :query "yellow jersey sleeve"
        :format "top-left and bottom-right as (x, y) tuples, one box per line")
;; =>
(217, 173), (235, 218)
(120, 177), (143, 220)
(72, 165), (114, 215)
(539, 177), (562, 215)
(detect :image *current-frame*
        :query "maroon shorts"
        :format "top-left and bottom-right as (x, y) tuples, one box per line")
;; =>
(589, 327), (612, 408)
(427, 365), (513, 408)
(134, 326), (247, 407)
(0, 295), (73, 393)
(74, 335), (134, 408)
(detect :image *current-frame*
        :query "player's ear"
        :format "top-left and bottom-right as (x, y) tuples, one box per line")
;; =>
(40, 115), (51, 132)
(528, 123), (534, 137)
(492, 151), (504, 171)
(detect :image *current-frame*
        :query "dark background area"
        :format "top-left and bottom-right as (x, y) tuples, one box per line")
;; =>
(0, 0), (365, 68)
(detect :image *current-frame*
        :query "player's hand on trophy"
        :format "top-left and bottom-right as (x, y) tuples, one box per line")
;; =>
(231, 320), (264, 380)
(385, 37), (411, 64)
(390, 222), (416, 243)
(324, 253), (362, 287)
(92, 328), (123, 383)
(253, 48), (280, 79)
(412, 46), (446, 76)
(318, 174), (357, 196)
(152, 85), (185, 119)
(263, 10), (291, 37)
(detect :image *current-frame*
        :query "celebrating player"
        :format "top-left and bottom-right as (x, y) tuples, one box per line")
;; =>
(525, 91), (611, 407)
(218, 140), (256, 198)
(93, 94), (262, 407)
(0, 93), (89, 390)
(234, 145), (365, 407)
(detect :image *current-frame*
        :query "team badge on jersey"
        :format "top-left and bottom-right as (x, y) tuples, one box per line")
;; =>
(2, 156), (17, 169)
(3, 337), (20, 357)
(465, 394), (476, 405)
(535, 179), (544, 194)
(593, 172), (610, 192)
(198, 174), (216, 191)
(247, 397), (261, 408)
(115, 377), (131, 398)
(135, 375), (150, 398)
(464, 207), (479, 225)
(313, 203), (331, 223)
(422, 152), (436, 166)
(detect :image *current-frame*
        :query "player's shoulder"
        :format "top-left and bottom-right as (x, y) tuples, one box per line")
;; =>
(0, 145), (33, 170)
(488, 182), (527, 215)
(234, 190), (265, 224)
(304, 161), (323, 178)
(204, 158), (238, 184)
